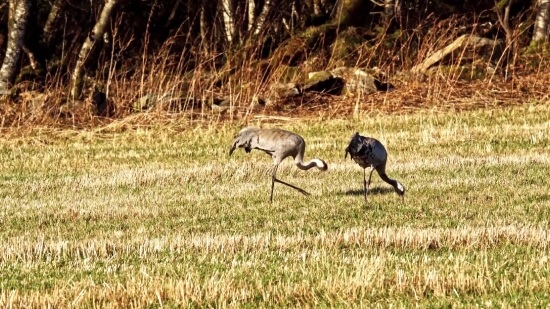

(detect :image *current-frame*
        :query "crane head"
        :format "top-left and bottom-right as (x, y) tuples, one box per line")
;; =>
(396, 181), (405, 199)
(345, 132), (362, 159)
(230, 127), (260, 156)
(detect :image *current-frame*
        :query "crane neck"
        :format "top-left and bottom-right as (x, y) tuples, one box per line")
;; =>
(379, 173), (405, 196)
(295, 156), (328, 171)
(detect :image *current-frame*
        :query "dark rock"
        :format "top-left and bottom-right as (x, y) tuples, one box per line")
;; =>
(303, 71), (344, 95)
(92, 89), (113, 117)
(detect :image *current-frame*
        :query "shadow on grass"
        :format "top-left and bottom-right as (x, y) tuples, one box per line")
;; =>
(342, 187), (395, 196)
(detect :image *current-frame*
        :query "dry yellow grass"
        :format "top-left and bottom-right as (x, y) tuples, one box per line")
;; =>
(0, 103), (549, 307)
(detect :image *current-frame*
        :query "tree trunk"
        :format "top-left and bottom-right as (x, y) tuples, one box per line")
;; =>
(0, 0), (31, 95)
(70, 0), (119, 100)
(495, 0), (514, 79)
(248, 0), (256, 32)
(254, 0), (272, 34)
(313, 0), (322, 14)
(236, 0), (249, 43)
(40, 0), (65, 50)
(334, 0), (364, 26)
(532, 0), (550, 43)
(200, 3), (210, 56)
(221, 0), (235, 45)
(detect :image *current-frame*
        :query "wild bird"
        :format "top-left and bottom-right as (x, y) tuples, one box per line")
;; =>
(345, 132), (405, 202)
(230, 127), (328, 202)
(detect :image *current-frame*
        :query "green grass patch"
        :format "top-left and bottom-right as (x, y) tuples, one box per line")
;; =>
(0, 104), (549, 307)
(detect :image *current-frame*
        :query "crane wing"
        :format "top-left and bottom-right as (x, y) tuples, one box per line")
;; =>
(230, 127), (260, 155)
(369, 140), (388, 163)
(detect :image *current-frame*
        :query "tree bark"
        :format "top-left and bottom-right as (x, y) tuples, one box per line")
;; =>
(254, 0), (272, 34)
(334, 0), (365, 26)
(313, 0), (322, 14)
(0, 0), (31, 95)
(532, 0), (550, 43)
(494, 0), (514, 78)
(248, 0), (256, 32)
(221, 0), (235, 45)
(70, 0), (119, 100)
(40, 0), (65, 50)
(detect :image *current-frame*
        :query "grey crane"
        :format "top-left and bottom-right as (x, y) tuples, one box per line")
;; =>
(345, 132), (405, 202)
(230, 127), (328, 202)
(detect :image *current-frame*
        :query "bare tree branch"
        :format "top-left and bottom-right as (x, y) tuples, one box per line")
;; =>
(495, 0), (514, 46)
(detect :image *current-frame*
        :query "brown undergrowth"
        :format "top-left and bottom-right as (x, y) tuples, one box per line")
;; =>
(1, 71), (548, 139)
(2, 13), (550, 135)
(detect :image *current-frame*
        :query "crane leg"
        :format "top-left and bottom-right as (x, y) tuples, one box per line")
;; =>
(363, 168), (367, 202)
(271, 164), (310, 202)
(271, 165), (278, 202)
(274, 178), (310, 196)
(364, 166), (375, 202)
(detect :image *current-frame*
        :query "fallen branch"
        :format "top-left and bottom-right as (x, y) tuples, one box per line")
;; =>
(411, 34), (502, 74)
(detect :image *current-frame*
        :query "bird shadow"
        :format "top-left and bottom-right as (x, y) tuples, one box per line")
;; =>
(342, 187), (395, 196)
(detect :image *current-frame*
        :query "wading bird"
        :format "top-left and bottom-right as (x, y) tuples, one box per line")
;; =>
(345, 132), (405, 202)
(230, 127), (328, 202)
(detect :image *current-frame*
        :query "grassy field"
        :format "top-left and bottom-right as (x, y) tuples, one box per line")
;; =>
(0, 103), (549, 308)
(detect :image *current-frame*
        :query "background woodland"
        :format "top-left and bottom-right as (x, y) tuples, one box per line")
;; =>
(0, 0), (549, 125)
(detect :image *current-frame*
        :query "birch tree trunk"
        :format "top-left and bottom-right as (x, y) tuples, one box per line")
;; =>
(70, 0), (119, 100)
(41, 0), (65, 50)
(532, 0), (550, 43)
(0, 0), (31, 95)
(221, 0), (235, 45)
(248, 0), (256, 32)
(254, 0), (271, 34)
(313, 0), (322, 14)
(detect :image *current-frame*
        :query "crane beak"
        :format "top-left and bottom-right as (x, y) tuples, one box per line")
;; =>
(229, 142), (237, 156)
(344, 147), (349, 159)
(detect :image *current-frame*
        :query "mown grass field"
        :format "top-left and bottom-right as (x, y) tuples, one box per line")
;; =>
(0, 103), (549, 308)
